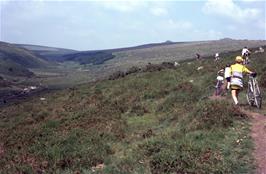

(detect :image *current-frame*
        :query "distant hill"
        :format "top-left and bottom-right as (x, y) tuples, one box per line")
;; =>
(51, 39), (266, 67)
(106, 39), (266, 70)
(3, 39), (265, 83)
(0, 42), (49, 68)
(16, 41), (185, 65)
(62, 51), (115, 65)
(15, 44), (78, 62)
(14, 39), (266, 68)
(16, 44), (112, 64)
(62, 41), (185, 64)
(0, 42), (52, 77)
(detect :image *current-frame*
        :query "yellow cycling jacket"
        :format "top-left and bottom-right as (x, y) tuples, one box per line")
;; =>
(230, 63), (252, 88)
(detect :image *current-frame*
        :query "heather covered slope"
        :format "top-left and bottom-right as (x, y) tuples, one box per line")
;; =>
(108, 39), (266, 70)
(1, 48), (265, 173)
(4, 39), (265, 85)
(0, 42), (49, 68)
(0, 42), (50, 77)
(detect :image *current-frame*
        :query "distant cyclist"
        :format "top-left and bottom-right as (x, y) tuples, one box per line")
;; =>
(215, 53), (220, 61)
(241, 47), (251, 64)
(215, 68), (225, 96)
(230, 56), (256, 105)
(196, 53), (201, 60)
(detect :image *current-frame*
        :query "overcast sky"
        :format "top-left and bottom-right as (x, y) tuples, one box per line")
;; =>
(0, 0), (265, 50)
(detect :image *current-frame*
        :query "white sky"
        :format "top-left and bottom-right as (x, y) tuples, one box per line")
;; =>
(0, 0), (265, 50)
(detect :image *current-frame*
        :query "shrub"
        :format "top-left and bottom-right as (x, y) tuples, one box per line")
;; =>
(145, 63), (163, 72)
(130, 104), (149, 116)
(108, 71), (125, 80)
(157, 82), (200, 112)
(186, 100), (247, 130)
(161, 62), (176, 69)
(259, 72), (266, 88)
(125, 66), (142, 75)
(32, 129), (114, 171)
(140, 139), (222, 174)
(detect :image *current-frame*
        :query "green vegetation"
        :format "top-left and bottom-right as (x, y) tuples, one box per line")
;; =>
(0, 48), (266, 173)
(0, 58), (34, 77)
(0, 41), (51, 78)
(63, 51), (115, 65)
(0, 42), (49, 69)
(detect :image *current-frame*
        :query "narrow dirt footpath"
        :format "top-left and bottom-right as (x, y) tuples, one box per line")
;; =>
(242, 110), (266, 174)
(209, 95), (266, 173)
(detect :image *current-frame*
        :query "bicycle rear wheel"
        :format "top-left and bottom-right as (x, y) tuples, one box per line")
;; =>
(254, 82), (262, 108)
(215, 81), (222, 96)
(246, 82), (254, 106)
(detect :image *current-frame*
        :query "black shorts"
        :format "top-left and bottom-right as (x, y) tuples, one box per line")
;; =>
(226, 77), (231, 82)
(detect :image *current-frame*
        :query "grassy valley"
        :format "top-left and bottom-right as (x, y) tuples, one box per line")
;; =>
(1, 39), (265, 106)
(23, 39), (266, 89)
(0, 46), (265, 173)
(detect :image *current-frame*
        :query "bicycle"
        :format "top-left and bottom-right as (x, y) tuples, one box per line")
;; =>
(246, 75), (262, 108)
(215, 75), (224, 96)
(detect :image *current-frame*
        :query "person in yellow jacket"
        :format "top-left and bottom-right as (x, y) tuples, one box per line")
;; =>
(230, 56), (256, 105)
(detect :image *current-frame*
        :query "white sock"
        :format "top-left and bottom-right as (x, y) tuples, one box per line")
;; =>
(232, 96), (238, 105)
(227, 83), (230, 90)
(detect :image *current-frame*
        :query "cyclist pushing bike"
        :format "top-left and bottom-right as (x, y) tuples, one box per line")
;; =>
(215, 68), (225, 96)
(230, 56), (256, 105)
(241, 47), (251, 64)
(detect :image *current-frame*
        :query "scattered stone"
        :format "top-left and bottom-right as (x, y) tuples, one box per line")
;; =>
(30, 86), (37, 90)
(189, 80), (194, 83)
(138, 160), (144, 164)
(23, 88), (29, 91)
(40, 98), (46, 101)
(197, 66), (204, 70)
(92, 163), (105, 172)
(174, 61), (180, 66)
